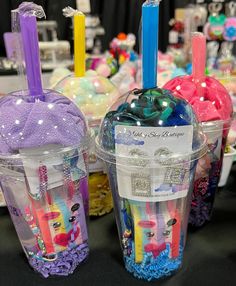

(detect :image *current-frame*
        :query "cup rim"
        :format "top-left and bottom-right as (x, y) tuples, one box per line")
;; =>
(95, 131), (208, 168)
(200, 118), (233, 132)
(0, 132), (91, 161)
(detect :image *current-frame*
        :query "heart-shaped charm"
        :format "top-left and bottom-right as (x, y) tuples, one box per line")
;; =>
(54, 227), (80, 247)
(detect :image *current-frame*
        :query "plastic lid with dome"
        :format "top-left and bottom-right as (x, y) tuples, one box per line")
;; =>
(96, 87), (207, 165)
(54, 7), (120, 127)
(55, 70), (120, 127)
(0, 3), (89, 157)
(164, 33), (233, 123)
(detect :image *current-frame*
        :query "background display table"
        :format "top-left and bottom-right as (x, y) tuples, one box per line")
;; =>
(1, 166), (236, 286)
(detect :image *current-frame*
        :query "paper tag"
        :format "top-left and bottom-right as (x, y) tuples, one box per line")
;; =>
(76, 0), (91, 13)
(115, 125), (193, 202)
(20, 145), (86, 196)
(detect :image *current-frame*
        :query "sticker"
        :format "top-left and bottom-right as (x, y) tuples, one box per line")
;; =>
(76, 0), (91, 13)
(40, 190), (88, 253)
(115, 125), (193, 202)
(19, 145), (87, 196)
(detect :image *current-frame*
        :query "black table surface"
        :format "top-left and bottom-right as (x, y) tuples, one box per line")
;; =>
(1, 166), (236, 286)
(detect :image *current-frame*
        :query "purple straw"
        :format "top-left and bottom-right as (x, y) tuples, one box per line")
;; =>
(19, 14), (43, 98)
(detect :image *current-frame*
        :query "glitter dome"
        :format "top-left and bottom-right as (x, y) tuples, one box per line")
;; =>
(96, 87), (206, 158)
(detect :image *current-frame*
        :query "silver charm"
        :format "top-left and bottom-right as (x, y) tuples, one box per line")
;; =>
(154, 147), (173, 166)
(128, 149), (148, 167)
(164, 166), (188, 185)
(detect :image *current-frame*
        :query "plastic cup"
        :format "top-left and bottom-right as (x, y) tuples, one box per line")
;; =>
(164, 72), (233, 229)
(217, 75), (236, 146)
(55, 71), (120, 216)
(189, 120), (231, 227)
(218, 146), (236, 187)
(95, 88), (207, 281)
(0, 90), (90, 277)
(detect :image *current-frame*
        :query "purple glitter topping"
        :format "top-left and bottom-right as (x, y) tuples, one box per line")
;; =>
(29, 243), (89, 278)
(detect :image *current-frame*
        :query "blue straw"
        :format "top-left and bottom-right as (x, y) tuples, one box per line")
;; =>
(142, 0), (159, 89)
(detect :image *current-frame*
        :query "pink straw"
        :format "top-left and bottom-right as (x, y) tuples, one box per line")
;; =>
(192, 32), (206, 82)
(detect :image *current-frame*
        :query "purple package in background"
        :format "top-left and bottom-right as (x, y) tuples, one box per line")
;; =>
(3, 32), (18, 60)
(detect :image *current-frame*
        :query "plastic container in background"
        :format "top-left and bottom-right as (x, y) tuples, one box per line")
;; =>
(218, 146), (236, 187)
(55, 71), (120, 216)
(164, 33), (233, 227)
(96, 88), (207, 281)
(0, 90), (90, 277)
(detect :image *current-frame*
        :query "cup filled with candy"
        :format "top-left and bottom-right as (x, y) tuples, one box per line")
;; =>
(0, 3), (90, 277)
(164, 33), (233, 228)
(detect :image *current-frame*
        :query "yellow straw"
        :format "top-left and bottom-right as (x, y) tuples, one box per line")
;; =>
(74, 12), (85, 77)
(130, 204), (143, 263)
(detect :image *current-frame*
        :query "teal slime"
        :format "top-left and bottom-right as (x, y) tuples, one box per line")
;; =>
(100, 88), (198, 151)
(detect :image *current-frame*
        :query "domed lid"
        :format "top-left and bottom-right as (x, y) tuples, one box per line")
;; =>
(96, 88), (207, 166)
(0, 3), (89, 158)
(164, 33), (233, 123)
(0, 89), (89, 157)
(55, 71), (120, 126)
